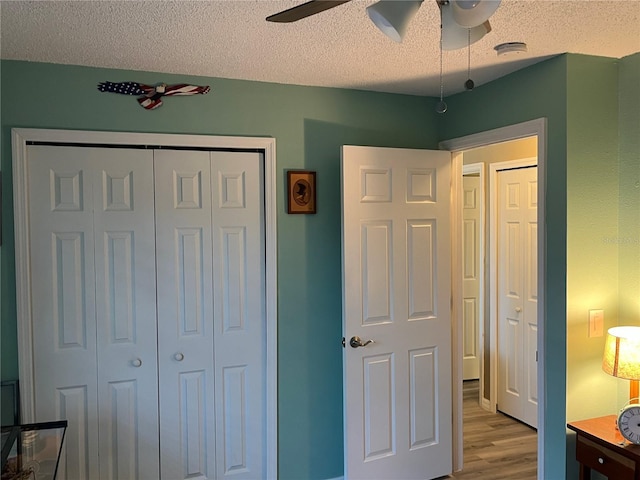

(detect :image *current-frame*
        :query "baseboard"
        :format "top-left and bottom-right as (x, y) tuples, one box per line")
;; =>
(481, 397), (493, 412)
(324, 476), (344, 480)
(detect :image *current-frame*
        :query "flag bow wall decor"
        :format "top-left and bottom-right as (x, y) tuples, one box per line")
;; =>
(97, 81), (211, 110)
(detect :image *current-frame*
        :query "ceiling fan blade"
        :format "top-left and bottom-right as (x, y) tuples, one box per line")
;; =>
(266, 0), (352, 23)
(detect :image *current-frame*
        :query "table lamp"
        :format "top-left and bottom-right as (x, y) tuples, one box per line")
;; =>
(602, 326), (640, 404)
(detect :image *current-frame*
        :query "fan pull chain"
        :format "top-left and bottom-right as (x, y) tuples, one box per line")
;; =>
(465, 28), (475, 91)
(435, 7), (447, 114)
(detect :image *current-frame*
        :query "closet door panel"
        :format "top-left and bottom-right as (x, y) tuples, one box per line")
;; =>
(27, 145), (100, 480)
(211, 152), (266, 479)
(155, 150), (216, 480)
(93, 149), (159, 479)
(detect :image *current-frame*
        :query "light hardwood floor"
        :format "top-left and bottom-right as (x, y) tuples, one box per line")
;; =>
(446, 380), (537, 479)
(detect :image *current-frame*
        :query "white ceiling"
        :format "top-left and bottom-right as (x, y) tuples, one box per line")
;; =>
(1, 0), (639, 97)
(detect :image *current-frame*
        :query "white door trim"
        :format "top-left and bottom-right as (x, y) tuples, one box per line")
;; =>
(11, 127), (278, 479)
(462, 163), (487, 410)
(450, 152), (464, 473)
(489, 158), (537, 418)
(440, 117), (546, 479)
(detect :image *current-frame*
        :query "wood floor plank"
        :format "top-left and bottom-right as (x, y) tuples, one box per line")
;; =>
(445, 380), (537, 480)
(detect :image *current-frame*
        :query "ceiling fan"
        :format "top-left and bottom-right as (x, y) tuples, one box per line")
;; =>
(266, 0), (500, 50)
(266, 0), (352, 23)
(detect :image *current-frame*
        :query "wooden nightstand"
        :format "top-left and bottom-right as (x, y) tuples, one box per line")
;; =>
(568, 415), (640, 480)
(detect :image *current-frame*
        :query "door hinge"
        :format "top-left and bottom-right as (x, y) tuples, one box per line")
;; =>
(536, 350), (538, 362)
(342, 337), (345, 348)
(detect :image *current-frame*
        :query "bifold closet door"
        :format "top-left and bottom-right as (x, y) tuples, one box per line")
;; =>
(27, 144), (267, 480)
(154, 150), (216, 479)
(27, 146), (160, 480)
(210, 151), (266, 479)
(154, 149), (266, 479)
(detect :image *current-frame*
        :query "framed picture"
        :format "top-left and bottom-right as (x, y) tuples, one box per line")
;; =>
(287, 170), (316, 214)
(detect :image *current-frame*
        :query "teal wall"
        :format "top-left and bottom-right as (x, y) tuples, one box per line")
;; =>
(565, 54), (621, 480)
(2, 54), (638, 480)
(438, 53), (640, 479)
(618, 53), (640, 324)
(438, 55), (569, 478)
(0, 60), (438, 480)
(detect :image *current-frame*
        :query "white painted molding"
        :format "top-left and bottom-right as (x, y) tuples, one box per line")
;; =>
(11, 128), (278, 479)
(11, 129), (36, 423)
(441, 117), (547, 480)
(439, 118), (546, 153)
(451, 152), (464, 473)
(462, 163), (482, 175)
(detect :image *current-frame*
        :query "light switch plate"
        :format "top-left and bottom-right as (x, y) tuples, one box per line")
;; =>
(589, 309), (604, 337)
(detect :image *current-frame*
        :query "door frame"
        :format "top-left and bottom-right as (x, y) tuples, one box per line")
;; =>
(440, 117), (546, 478)
(462, 163), (487, 408)
(11, 127), (278, 479)
(489, 157), (537, 417)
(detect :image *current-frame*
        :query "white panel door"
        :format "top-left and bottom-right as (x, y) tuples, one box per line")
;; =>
(342, 146), (452, 480)
(155, 150), (266, 480)
(211, 151), (265, 479)
(27, 146), (159, 480)
(462, 175), (481, 380)
(93, 149), (159, 480)
(155, 150), (216, 480)
(28, 146), (100, 480)
(497, 166), (538, 428)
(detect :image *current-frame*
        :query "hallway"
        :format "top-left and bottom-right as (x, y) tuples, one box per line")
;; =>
(448, 380), (537, 479)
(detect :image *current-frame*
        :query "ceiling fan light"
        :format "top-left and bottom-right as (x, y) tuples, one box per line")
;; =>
(451, 0), (500, 27)
(441, 2), (490, 51)
(366, 0), (424, 43)
(456, 1), (481, 10)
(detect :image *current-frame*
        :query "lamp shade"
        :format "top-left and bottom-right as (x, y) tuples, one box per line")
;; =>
(451, 0), (501, 28)
(440, 2), (491, 51)
(366, 0), (423, 43)
(602, 326), (640, 380)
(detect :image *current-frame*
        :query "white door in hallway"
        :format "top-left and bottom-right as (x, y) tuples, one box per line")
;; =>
(342, 145), (453, 480)
(497, 166), (538, 428)
(462, 174), (481, 380)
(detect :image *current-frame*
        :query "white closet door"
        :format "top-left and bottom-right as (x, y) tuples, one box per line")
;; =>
(92, 149), (159, 480)
(26, 144), (268, 480)
(497, 166), (538, 428)
(28, 146), (100, 480)
(211, 151), (266, 479)
(27, 146), (159, 480)
(155, 150), (216, 480)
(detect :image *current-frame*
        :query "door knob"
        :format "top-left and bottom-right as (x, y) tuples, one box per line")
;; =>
(132, 358), (142, 367)
(350, 336), (374, 348)
(515, 307), (522, 313)
(174, 352), (184, 362)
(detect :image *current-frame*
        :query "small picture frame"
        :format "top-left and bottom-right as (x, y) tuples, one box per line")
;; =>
(287, 170), (316, 214)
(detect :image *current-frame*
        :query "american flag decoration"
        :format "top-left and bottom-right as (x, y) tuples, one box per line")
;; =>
(98, 81), (211, 110)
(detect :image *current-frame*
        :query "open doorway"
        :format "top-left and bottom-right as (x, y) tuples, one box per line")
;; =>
(462, 138), (538, 415)
(442, 119), (546, 480)
(458, 138), (539, 477)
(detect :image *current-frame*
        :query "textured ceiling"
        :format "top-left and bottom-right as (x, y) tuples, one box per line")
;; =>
(1, 0), (639, 97)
